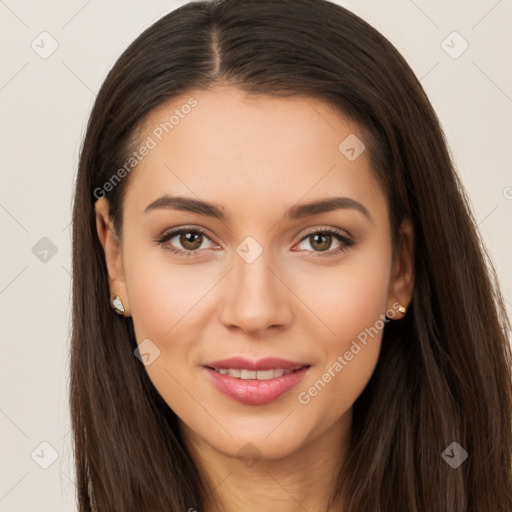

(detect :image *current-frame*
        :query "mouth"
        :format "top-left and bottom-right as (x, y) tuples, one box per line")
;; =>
(205, 366), (306, 380)
(202, 357), (311, 405)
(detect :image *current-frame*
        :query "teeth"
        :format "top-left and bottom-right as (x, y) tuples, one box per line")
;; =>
(216, 368), (297, 380)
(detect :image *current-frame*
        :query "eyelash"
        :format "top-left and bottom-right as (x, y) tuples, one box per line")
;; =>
(155, 226), (355, 259)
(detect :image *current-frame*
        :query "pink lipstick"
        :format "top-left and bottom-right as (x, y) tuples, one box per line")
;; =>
(203, 357), (311, 405)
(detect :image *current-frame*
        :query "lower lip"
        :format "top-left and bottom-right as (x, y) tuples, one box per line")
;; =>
(204, 366), (310, 405)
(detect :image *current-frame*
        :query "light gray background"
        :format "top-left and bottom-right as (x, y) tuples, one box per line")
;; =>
(0, 1), (510, 510)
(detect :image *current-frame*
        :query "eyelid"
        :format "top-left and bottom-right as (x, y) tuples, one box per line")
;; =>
(297, 225), (353, 240)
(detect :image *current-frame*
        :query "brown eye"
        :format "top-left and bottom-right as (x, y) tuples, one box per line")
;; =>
(178, 231), (204, 251)
(295, 229), (354, 257)
(308, 233), (333, 252)
(157, 227), (215, 257)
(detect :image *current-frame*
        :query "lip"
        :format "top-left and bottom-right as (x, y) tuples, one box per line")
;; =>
(203, 357), (311, 405)
(204, 357), (309, 371)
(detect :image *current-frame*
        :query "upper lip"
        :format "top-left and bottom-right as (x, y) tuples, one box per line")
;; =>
(204, 357), (310, 371)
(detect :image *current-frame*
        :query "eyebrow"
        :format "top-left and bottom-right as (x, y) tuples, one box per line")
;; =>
(143, 194), (372, 223)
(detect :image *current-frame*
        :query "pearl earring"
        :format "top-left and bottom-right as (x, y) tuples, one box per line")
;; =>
(397, 303), (407, 314)
(111, 295), (125, 315)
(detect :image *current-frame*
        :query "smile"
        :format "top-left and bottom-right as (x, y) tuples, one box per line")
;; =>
(203, 363), (311, 405)
(210, 367), (303, 380)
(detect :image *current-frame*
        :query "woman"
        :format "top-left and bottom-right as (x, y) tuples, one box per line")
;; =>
(70, 0), (512, 510)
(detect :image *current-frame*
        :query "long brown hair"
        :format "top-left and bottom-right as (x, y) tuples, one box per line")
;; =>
(70, 0), (512, 510)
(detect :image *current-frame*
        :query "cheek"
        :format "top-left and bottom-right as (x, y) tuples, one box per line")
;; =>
(295, 244), (392, 344)
(124, 244), (215, 340)
(122, 246), (210, 417)
(296, 296), (386, 429)
(294, 243), (391, 417)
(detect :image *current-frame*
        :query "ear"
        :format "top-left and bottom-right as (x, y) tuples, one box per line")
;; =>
(95, 197), (131, 317)
(387, 217), (414, 318)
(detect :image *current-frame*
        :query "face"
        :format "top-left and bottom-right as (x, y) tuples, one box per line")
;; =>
(95, 85), (414, 462)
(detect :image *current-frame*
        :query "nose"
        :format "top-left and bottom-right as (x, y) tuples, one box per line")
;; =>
(219, 246), (294, 336)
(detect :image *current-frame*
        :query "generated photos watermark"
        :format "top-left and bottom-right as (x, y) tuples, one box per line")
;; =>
(93, 97), (198, 200)
(297, 301), (403, 405)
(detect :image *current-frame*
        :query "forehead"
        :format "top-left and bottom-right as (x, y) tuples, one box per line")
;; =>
(124, 85), (386, 224)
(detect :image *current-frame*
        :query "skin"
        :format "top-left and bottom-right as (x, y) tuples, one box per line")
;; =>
(95, 85), (414, 512)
